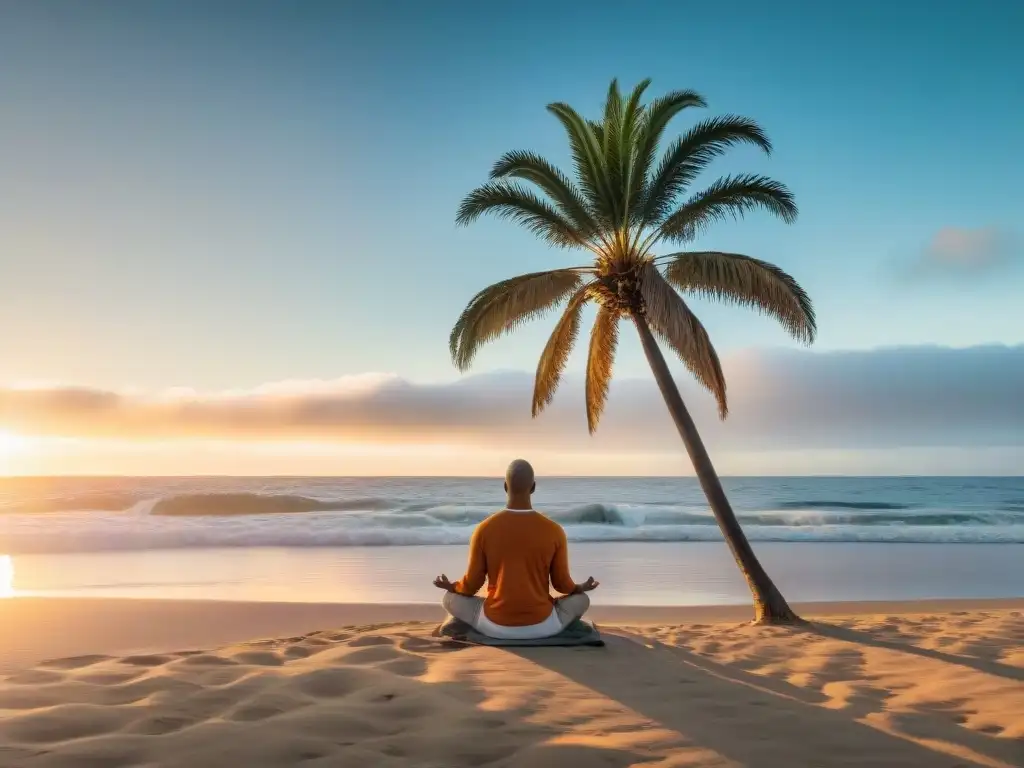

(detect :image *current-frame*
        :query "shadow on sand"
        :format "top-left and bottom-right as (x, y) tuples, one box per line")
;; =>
(502, 630), (1022, 768)
(805, 621), (1024, 683)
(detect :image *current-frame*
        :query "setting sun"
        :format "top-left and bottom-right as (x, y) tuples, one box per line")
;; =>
(0, 430), (25, 451)
(0, 555), (14, 598)
(0, 431), (26, 470)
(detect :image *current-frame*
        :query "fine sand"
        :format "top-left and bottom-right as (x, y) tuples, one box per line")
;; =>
(0, 598), (1021, 767)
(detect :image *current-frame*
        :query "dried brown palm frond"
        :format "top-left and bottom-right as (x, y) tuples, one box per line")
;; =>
(533, 284), (592, 416)
(662, 251), (816, 343)
(639, 263), (727, 417)
(585, 305), (619, 433)
(449, 268), (588, 372)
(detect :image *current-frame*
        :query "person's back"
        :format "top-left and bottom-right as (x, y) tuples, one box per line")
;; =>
(434, 459), (599, 639)
(464, 508), (575, 626)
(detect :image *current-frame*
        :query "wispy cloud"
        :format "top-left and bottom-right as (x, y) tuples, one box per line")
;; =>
(909, 227), (1020, 278)
(1, 345), (1022, 453)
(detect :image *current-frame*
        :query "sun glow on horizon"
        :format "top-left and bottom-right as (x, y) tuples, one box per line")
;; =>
(0, 431), (28, 473)
(0, 556), (14, 598)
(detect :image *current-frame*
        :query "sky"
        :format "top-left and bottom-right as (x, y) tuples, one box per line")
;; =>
(0, 1), (1022, 475)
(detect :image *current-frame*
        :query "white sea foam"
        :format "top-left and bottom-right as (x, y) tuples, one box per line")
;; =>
(2, 478), (1022, 554)
(0, 509), (1022, 554)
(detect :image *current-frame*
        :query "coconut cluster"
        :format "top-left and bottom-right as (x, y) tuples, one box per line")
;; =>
(588, 271), (645, 316)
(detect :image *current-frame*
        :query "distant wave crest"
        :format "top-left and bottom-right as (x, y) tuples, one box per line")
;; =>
(4, 493), (925, 518)
(1, 491), (1022, 553)
(149, 493), (392, 516)
(0, 493), (139, 515)
(775, 500), (912, 511)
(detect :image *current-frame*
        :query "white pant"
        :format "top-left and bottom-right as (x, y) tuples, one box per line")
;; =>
(442, 592), (590, 639)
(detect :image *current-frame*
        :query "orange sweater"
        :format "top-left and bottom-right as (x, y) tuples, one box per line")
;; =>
(453, 509), (577, 626)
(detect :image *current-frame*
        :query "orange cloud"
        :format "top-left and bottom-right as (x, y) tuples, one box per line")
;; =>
(1, 345), (1022, 452)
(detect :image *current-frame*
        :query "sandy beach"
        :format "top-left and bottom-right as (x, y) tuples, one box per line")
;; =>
(0, 598), (1021, 767)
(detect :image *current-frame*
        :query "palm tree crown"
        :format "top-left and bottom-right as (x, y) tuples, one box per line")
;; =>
(450, 78), (816, 432)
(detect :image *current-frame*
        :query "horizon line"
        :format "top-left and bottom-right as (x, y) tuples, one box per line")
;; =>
(1, 473), (1021, 480)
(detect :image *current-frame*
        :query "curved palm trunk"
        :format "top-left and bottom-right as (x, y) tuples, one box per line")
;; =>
(633, 315), (801, 624)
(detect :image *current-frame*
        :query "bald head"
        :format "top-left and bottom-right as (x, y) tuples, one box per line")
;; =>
(504, 459), (536, 498)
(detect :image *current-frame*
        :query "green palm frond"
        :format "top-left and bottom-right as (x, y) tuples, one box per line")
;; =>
(602, 79), (624, 131)
(456, 181), (587, 248)
(585, 304), (619, 433)
(489, 151), (598, 240)
(641, 117), (773, 228)
(546, 102), (616, 229)
(657, 174), (797, 244)
(617, 79), (652, 230)
(599, 78), (652, 227)
(663, 251), (816, 343)
(621, 78), (652, 138)
(640, 264), (728, 417)
(449, 269), (587, 371)
(629, 89), (707, 221)
(533, 284), (591, 416)
(601, 80), (625, 223)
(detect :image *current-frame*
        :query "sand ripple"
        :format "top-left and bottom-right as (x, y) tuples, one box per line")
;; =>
(0, 612), (1021, 767)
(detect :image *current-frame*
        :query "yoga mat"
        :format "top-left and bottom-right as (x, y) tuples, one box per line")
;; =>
(433, 617), (605, 647)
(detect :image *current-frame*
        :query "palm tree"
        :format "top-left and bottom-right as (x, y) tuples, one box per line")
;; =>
(449, 79), (815, 624)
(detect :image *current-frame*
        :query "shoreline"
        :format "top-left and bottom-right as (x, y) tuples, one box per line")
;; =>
(2, 595), (1022, 675)
(11, 542), (1024, 606)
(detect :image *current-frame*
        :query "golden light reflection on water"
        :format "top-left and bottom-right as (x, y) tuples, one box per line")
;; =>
(0, 555), (14, 597)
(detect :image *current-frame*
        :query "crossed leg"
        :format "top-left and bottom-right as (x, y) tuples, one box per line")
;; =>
(441, 591), (590, 635)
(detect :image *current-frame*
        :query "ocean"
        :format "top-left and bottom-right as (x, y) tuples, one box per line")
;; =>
(2, 476), (1023, 605)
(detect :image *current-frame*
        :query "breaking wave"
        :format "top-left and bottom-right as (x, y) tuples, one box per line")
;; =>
(0, 490), (1022, 553)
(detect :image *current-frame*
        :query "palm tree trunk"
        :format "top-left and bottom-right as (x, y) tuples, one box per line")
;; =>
(633, 315), (801, 624)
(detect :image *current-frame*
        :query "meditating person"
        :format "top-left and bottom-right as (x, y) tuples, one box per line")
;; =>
(433, 458), (599, 639)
